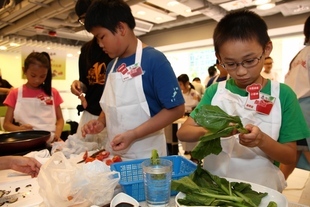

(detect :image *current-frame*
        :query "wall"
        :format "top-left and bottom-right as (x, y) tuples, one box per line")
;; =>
(0, 49), (82, 122)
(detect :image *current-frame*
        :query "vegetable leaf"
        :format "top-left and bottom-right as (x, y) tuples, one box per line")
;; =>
(172, 168), (271, 207)
(191, 105), (249, 162)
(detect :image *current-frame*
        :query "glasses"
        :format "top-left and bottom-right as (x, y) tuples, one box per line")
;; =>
(78, 16), (85, 26)
(220, 53), (264, 70)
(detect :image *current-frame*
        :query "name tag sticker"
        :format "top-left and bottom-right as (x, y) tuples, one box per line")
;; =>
(244, 83), (275, 115)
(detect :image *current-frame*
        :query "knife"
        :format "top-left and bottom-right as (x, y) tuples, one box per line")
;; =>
(77, 149), (106, 164)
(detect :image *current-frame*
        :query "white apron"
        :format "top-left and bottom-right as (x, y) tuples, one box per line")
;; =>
(14, 86), (56, 143)
(100, 39), (166, 160)
(203, 81), (286, 192)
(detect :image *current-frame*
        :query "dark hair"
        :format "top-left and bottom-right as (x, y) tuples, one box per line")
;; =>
(178, 74), (195, 90)
(24, 52), (52, 96)
(75, 0), (91, 17)
(208, 65), (217, 77)
(303, 15), (310, 45)
(84, 0), (136, 34)
(213, 10), (270, 55)
(192, 77), (200, 82)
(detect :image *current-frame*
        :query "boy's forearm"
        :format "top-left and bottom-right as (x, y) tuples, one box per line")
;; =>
(97, 111), (106, 127)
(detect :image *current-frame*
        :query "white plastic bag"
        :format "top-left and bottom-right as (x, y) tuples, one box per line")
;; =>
(37, 152), (120, 207)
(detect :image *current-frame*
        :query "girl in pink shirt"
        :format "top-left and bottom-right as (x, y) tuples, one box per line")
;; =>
(3, 52), (64, 143)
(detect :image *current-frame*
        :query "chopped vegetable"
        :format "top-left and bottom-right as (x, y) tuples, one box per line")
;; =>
(191, 105), (249, 162)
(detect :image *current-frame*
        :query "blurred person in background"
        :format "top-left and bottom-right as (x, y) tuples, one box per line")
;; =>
(206, 60), (230, 87)
(178, 74), (200, 160)
(192, 77), (205, 96)
(204, 64), (218, 87)
(0, 68), (13, 106)
(261, 56), (278, 81)
(281, 15), (310, 179)
(70, 0), (112, 147)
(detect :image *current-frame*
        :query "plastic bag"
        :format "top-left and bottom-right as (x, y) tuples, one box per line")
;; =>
(37, 151), (120, 207)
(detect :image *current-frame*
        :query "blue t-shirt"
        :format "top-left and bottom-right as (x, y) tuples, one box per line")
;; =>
(106, 46), (184, 117)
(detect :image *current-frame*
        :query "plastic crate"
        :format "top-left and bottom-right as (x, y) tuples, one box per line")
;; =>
(110, 155), (197, 202)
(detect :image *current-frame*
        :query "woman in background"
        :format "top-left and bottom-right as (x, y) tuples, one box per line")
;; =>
(3, 52), (64, 143)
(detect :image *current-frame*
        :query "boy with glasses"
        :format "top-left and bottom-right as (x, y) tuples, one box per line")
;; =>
(177, 10), (310, 192)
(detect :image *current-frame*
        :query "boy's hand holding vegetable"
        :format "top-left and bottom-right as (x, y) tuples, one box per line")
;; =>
(239, 124), (267, 148)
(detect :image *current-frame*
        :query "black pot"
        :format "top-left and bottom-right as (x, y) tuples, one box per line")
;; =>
(0, 130), (51, 156)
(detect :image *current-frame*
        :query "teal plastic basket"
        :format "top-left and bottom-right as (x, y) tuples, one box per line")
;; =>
(110, 155), (197, 202)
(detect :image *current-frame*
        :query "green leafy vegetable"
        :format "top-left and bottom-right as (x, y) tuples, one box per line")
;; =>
(191, 105), (249, 161)
(172, 167), (269, 207)
(151, 149), (159, 165)
(267, 201), (278, 207)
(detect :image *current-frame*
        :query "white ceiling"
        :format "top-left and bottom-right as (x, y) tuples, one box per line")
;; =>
(0, 0), (309, 52)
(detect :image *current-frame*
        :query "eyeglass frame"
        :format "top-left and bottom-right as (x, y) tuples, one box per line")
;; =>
(220, 52), (264, 70)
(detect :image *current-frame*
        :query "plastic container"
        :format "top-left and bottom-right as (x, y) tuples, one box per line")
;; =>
(110, 155), (197, 202)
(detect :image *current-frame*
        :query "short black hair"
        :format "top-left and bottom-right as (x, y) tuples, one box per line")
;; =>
(84, 0), (136, 34)
(213, 10), (270, 55)
(75, 0), (91, 17)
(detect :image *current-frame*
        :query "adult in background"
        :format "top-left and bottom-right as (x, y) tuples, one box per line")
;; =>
(281, 15), (310, 179)
(206, 60), (230, 87)
(0, 68), (13, 106)
(203, 65), (218, 87)
(261, 56), (278, 81)
(70, 0), (112, 147)
(192, 77), (205, 96)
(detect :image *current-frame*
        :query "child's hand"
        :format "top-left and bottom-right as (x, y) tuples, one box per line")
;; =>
(110, 130), (136, 151)
(20, 124), (33, 130)
(238, 124), (266, 148)
(81, 119), (105, 137)
(78, 94), (88, 109)
(71, 80), (82, 96)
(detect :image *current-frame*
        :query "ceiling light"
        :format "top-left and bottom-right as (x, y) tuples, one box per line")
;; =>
(137, 10), (146, 15)
(256, 3), (275, 10)
(167, 1), (179, 7)
(155, 17), (163, 21)
(9, 42), (20, 47)
(0, 46), (7, 50)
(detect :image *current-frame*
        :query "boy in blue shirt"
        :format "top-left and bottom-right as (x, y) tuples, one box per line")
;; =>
(81, 0), (185, 160)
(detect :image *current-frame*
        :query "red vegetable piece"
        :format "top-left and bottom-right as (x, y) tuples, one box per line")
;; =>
(112, 155), (122, 163)
(105, 159), (113, 166)
(85, 157), (95, 163)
